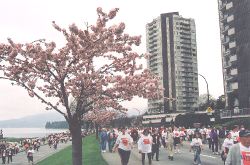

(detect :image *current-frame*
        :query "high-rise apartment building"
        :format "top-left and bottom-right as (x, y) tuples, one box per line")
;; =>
(218, 0), (250, 109)
(146, 12), (199, 114)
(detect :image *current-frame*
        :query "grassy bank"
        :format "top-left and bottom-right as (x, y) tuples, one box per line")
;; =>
(1, 137), (24, 142)
(37, 134), (108, 165)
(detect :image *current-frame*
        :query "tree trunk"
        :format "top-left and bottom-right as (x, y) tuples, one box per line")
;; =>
(69, 117), (82, 165)
(95, 123), (99, 140)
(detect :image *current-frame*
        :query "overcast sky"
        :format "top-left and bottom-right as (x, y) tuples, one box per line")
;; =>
(0, 0), (223, 120)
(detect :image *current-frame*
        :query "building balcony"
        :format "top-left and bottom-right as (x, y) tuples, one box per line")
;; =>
(220, 108), (250, 119)
(226, 87), (234, 93)
(223, 62), (231, 69)
(224, 50), (231, 56)
(222, 38), (230, 45)
(219, 3), (227, 10)
(222, 27), (229, 34)
(226, 75), (237, 82)
(220, 15), (228, 23)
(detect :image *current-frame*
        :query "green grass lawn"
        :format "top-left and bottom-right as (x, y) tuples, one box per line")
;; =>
(37, 134), (108, 165)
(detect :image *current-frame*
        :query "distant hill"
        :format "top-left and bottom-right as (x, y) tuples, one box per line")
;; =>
(0, 112), (65, 128)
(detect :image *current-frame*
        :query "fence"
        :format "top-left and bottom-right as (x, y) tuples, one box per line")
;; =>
(220, 108), (250, 119)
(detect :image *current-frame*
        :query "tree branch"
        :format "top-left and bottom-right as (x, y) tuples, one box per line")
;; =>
(0, 76), (65, 116)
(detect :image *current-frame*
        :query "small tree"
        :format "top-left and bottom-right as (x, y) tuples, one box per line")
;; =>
(0, 8), (161, 165)
(83, 109), (117, 139)
(198, 94), (216, 111)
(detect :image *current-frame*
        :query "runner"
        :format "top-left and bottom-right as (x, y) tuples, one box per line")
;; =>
(138, 128), (153, 165)
(151, 129), (161, 161)
(221, 132), (233, 165)
(27, 147), (35, 164)
(166, 127), (174, 161)
(190, 132), (203, 165)
(173, 127), (181, 153)
(112, 127), (133, 165)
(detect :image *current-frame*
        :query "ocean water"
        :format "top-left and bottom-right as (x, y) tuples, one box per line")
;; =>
(1, 128), (69, 138)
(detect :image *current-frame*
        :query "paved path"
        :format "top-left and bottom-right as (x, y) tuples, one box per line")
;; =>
(8, 142), (71, 165)
(102, 142), (224, 165)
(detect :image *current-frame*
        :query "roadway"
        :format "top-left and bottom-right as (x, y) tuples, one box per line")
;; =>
(103, 141), (224, 165)
(7, 141), (71, 165)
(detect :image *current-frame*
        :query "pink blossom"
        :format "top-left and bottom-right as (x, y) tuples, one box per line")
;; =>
(0, 9), (163, 159)
(108, 8), (119, 19)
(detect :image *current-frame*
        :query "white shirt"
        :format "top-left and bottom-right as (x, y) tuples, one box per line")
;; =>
(27, 149), (35, 156)
(191, 138), (202, 147)
(206, 129), (211, 138)
(115, 133), (133, 151)
(162, 131), (167, 139)
(138, 134), (152, 153)
(230, 131), (239, 142)
(239, 143), (250, 165)
(187, 129), (194, 136)
(222, 138), (234, 149)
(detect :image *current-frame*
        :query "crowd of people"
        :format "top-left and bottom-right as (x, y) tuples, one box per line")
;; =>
(0, 131), (71, 164)
(99, 124), (250, 165)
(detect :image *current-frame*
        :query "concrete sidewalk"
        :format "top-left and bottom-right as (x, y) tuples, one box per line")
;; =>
(102, 146), (164, 165)
(101, 147), (141, 165)
(102, 142), (223, 165)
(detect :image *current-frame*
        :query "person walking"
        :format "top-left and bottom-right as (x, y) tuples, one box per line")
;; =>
(161, 128), (167, 148)
(100, 128), (108, 153)
(112, 127), (133, 165)
(173, 127), (181, 153)
(7, 148), (13, 164)
(221, 133), (233, 165)
(166, 127), (174, 161)
(27, 147), (35, 164)
(210, 128), (219, 155)
(190, 132), (203, 165)
(206, 127), (212, 149)
(108, 129), (116, 153)
(1, 149), (7, 164)
(230, 125), (240, 144)
(151, 129), (161, 161)
(218, 127), (228, 152)
(225, 129), (250, 165)
(131, 128), (139, 144)
(138, 128), (153, 165)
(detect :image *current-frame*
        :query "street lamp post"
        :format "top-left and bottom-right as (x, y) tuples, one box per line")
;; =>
(198, 74), (210, 108)
(133, 108), (141, 126)
(164, 97), (176, 113)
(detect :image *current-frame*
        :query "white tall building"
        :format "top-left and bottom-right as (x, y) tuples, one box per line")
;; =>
(146, 12), (199, 114)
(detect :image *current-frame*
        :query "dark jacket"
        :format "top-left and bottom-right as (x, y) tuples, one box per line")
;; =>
(210, 130), (218, 142)
(152, 133), (161, 146)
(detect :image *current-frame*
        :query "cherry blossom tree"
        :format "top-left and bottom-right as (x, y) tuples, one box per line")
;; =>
(0, 7), (162, 165)
(83, 109), (118, 138)
(83, 110), (117, 126)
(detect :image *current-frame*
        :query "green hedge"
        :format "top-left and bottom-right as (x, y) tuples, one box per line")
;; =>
(221, 117), (250, 130)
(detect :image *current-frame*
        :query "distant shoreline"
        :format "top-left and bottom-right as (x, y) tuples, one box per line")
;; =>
(1, 128), (68, 138)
